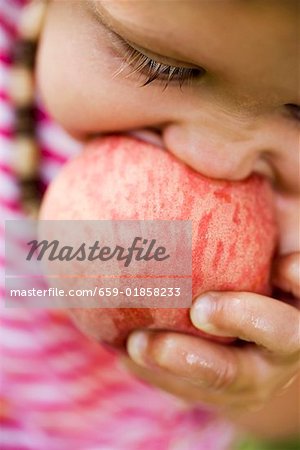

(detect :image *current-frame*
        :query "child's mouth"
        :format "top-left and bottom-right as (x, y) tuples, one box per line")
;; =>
(125, 128), (164, 148)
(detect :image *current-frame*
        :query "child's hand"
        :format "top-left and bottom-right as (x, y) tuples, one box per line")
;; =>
(127, 253), (300, 412)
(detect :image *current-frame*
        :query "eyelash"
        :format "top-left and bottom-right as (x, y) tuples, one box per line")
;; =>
(113, 38), (205, 89)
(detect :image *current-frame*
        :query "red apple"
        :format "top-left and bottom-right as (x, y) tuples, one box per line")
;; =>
(40, 135), (277, 347)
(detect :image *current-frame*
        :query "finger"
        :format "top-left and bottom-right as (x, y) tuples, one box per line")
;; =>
(127, 330), (298, 398)
(121, 355), (223, 405)
(190, 291), (300, 357)
(127, 331), (239, 390)
(272, 252), (300, 299)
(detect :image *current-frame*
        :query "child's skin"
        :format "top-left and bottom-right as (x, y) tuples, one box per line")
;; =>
(37, 0), (300, 439)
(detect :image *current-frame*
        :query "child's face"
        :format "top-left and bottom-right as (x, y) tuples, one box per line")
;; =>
(37, 0), (300, 251)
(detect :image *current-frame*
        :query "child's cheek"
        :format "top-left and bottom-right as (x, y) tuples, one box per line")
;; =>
(36, 0), (170, 137)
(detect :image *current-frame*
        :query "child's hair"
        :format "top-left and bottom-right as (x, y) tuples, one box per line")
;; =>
(10, 0), (48, 218)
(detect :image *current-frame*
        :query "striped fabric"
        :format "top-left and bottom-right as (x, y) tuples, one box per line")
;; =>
(0, 2), (235, 449)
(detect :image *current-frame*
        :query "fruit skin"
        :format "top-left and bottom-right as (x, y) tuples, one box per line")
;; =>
(40, 135), (277, 347)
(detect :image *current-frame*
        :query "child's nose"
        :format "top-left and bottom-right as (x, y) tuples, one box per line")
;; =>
(161, 122), (269, 181)
(160, 115), (296, 191)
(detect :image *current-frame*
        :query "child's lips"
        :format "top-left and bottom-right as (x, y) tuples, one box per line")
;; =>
(126, 128), (165, 148)
(88, 129), (165, 150)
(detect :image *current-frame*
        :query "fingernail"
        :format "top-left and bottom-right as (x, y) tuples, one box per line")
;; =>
(190, 294), (218, 333)
(127, 331), (148, 366)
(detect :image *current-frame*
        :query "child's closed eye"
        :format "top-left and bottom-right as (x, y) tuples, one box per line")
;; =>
(89, 2), (205, 90)
(111, 36), (206, 89)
